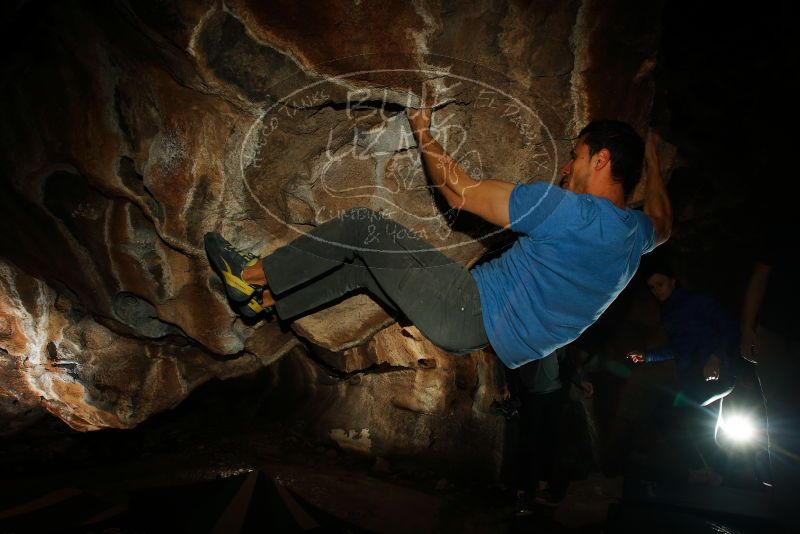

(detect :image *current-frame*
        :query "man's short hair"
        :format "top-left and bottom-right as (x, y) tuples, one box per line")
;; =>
(578, 120), (644, 196)
(642, 261), (675, 281)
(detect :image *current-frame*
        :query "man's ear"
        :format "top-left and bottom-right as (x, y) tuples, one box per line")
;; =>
(594, 148), (611, 171)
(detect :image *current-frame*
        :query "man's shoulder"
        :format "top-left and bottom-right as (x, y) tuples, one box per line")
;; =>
(509, 181), (570, 235)
(570, 195), (637, 226)
(512, 181), (564, 200)
(621, 206), (655, 234)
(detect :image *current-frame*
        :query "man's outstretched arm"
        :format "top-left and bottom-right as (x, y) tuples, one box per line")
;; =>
(406, 106), (514, 228)
(643, 130), (672, 246)
(740, 261), (771, 360)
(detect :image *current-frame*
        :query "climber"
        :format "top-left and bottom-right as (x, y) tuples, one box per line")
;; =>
(204, 104), (672, 369)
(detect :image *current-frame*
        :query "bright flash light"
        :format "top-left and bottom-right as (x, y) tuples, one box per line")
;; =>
(719, 413), (756, 443)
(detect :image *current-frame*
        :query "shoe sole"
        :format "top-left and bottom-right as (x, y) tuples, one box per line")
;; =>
(204, 233), (256, 303)
(240, 296), (266, 318)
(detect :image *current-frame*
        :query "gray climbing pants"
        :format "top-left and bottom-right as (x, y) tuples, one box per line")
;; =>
(262, 208), (489, 355)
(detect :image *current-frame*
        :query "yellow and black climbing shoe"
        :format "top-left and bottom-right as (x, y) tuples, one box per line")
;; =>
(204, 232), (261, 304)
(238, 292), (275, 320)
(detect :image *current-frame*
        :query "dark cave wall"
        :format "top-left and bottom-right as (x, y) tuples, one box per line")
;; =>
(1, 0), (663, 468)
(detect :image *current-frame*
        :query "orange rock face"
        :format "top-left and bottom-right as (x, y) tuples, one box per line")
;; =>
(0, 0), (660, 465)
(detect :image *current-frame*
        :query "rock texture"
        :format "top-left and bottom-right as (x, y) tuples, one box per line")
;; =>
(0, 0), (662, 466)
(261, 322), (508, 475)
(0, 258), (299, 432)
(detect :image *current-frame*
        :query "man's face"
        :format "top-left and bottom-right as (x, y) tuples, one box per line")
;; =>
(647, 273), (676, 302)
(560, 137), (592, 193)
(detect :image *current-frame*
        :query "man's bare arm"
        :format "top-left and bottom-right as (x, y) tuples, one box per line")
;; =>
(407, 107), (514, 228)
(643, 130), (672, 246)
(740, 261), (771, 360)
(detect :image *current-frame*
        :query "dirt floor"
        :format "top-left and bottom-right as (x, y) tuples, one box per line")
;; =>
(0, 369), (784, 533)
(0, 374), (575, 533)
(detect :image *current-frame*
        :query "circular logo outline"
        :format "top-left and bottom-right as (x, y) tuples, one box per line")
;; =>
(240, 63), (563, 254)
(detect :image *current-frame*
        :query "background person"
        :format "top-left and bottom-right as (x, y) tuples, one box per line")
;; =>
(628, 264), (739, 483)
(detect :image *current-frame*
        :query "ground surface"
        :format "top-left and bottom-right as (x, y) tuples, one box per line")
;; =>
(0, 374), (570, 533)
(0, 370), (781, 533)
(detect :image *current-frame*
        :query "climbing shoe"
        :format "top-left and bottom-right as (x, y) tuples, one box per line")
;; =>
(239, 291), (275, 320)
(204, 232), (262, 304)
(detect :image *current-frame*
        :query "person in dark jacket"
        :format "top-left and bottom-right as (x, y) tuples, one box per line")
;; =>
(627, 265), (739, 483)
(627, 265), (738, 407)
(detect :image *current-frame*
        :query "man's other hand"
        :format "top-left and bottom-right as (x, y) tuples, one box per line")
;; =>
(740, 328), (758, 363)
(703, 354), (721, 381)
(627, 351), (645, 363)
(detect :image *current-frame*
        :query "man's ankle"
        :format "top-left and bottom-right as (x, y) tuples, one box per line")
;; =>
(261, 288), (276, 307)
(243, 262), (267, 286)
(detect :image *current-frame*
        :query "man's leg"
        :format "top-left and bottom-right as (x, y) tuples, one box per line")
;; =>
(513, 389), (541, 514)
(538, 388), (565, 493)
(253, 257), (399, 316)
(246, 208), (488, 354)
(516, 391), (541, 493)
(756, 326), (800, 520)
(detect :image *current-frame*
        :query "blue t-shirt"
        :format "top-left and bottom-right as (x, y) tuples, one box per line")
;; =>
(470, 182), (656, 368)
